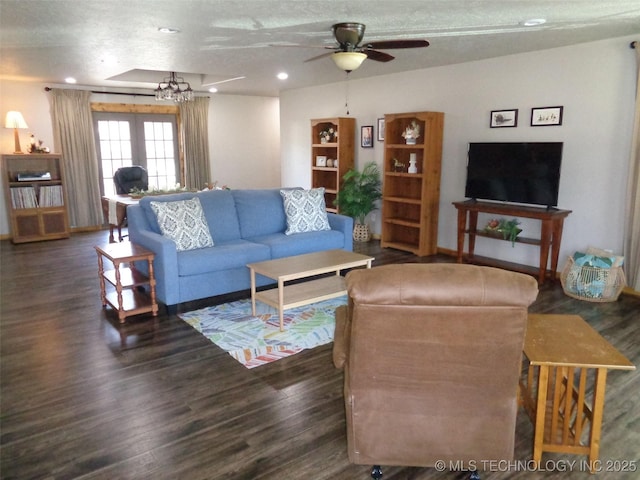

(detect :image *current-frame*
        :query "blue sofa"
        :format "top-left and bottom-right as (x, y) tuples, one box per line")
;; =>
(127, 188), (353, 308)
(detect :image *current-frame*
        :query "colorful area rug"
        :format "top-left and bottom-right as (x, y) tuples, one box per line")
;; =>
(178, 297), (346, 368)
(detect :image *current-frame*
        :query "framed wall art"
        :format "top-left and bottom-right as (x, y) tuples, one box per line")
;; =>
(531, 106), (563, 126)
(377, 118), (385, 141)
(315, 155), (327, 167)
(361, 125), (373, 148)
(490, 109), (518, 128)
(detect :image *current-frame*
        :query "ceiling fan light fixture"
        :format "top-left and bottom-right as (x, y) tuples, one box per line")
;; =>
(331, 52), (367, 72)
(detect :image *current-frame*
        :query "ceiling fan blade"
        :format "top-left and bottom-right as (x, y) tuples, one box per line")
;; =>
(364, 49), (395, 62)
(364, 39), (430, 49)
(304, 51), (335, 63)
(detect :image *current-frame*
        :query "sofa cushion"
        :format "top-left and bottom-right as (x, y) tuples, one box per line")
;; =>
(196, 189), (242, 242)
(280, 188), (331, 235)
(232, 189), (289, 238)
(249, 230), (345, 259)
(150, 197), (214, 251)
(177, 239), (270, 277)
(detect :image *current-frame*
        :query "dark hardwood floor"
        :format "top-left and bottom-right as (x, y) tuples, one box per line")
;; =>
(1, 230), (638, 480)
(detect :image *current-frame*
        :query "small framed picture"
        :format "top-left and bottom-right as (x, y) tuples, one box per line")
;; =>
(361, 125), (373, 148)
(315, 155), (327, 167)
(531, 106), (563, 126)
(490, 109), (518, 128)
(377, 118), (385, 141)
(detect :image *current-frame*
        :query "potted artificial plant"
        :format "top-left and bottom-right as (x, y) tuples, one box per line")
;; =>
(334, 162), (382, 242)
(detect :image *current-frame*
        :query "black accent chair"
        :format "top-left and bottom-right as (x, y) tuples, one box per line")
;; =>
(113, 166), (148, 195)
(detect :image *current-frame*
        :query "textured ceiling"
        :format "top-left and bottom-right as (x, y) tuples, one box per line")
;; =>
(1, 0), (639, 97)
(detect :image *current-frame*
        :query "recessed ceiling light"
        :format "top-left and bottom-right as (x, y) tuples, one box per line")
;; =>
(521, 18), (546, 27)
(277, 72), (288, 80)
(65, 77), (77, 84)
(158, 26), (180, 34)
(208, 87), (218, 93)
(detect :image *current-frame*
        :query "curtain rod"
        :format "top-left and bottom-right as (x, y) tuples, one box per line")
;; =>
(44, 87), (155, 97)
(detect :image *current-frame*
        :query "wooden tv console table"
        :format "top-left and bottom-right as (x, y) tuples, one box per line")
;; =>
(453, 200), (572, 285)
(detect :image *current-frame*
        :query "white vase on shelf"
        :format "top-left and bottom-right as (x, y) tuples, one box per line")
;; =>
(408, 153), (418, 174)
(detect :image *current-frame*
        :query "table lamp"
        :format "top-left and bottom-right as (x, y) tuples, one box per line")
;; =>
(5, 111), (29, 154)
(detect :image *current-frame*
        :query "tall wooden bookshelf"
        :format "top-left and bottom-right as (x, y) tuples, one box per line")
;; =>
(310, 117), (355, 213)
(2, 153), (70, 243)
(381, 111), (444, 256)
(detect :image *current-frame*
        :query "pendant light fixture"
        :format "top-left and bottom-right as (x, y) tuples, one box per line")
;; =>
(154, 72), (194, 103)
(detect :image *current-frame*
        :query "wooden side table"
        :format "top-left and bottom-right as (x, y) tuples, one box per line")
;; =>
(519, 314), (635, 471)
(100, 195), (140, 243)
(95, 242), (158, 323)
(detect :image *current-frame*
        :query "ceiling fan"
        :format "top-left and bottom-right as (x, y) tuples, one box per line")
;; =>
(281, 22), (430, 72)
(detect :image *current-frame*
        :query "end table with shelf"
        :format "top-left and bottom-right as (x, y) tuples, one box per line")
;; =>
(95, 242), (158, 323)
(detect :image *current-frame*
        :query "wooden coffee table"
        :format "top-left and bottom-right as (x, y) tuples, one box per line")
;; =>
(519, 314), (635, 471)
(247, 249), (374, 331)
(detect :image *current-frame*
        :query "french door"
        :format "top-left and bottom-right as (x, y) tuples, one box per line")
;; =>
(93, 112), (179, 196)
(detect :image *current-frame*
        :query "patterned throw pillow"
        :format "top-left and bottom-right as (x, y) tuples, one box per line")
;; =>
(280, 188), (331, 235)
(150, 197), (214, 251)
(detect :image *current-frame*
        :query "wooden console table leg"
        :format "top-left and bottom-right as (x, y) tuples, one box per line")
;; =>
(549, 217), (566, 280)
(538, 219), (553, 284)
(456, 208), (467, 263)
(467, 211), (478, 259)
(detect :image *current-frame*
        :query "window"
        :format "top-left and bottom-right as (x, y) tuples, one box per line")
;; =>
(93, 112), (179, 196)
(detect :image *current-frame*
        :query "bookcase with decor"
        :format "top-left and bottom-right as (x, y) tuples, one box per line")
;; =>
(310, 117), (355, 213)
(2, 153), (70, 243)
(381, 111), (444, 256)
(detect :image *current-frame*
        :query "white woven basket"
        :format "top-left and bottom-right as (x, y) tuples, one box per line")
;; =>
(560, 256), (626, 302)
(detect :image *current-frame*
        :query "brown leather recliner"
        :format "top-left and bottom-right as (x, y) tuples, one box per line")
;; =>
(333, 264), (539, 479)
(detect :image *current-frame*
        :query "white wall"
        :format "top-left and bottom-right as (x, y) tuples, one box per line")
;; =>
(0, 82), (280, 234)
(280, 35), (637, 269)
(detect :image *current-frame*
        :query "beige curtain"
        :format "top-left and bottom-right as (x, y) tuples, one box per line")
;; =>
(624, 42), (640, 291)
(49, 89), (103, 228)
(180, 96), (211, 190)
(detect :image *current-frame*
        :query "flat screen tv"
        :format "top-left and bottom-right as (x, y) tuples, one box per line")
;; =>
(464, 142), (563, 208)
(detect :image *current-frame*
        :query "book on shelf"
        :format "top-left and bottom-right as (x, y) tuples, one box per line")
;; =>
(38, 185), (64, 207)
(10, 186), (38, 208)
(9, 185), (63, 208)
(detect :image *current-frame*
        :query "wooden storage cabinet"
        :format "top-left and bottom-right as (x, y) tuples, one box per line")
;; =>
(310, 117), (355, 213)
(2, 153), (70, 243)
(381, 111), (444, 256)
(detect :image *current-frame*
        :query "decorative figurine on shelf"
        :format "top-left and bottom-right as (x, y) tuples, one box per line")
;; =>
(408, 153), (418, 173)
(319, 126), (336, 143)
(402, 120), (420, 145)
(27, 133), (50, 153)
(393, 158), (405, 172)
